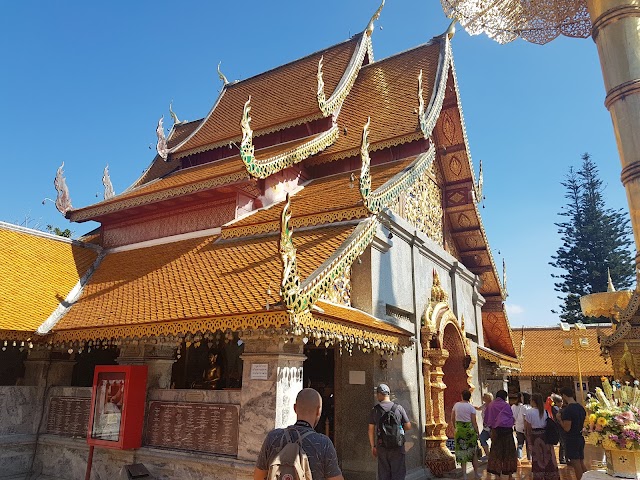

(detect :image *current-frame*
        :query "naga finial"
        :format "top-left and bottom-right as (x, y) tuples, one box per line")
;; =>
(218, 61), (229, 86)
(102, 165), (115, 200)
(503, 258), (509, 298)
(240, 96), (255, 169)
(418, 69), (425, 120)
(54, 162), (72, 215)
(365, 0), (385, 36)
(359, 117), (372, 203)
(156, 116), (169, 160)
(279, 193), (302, 311)
(476, 159), (484, 202)
(317, 55), (327, 114)
(169, 100), (180, 124)
(607, 268), (616, 292)
(445, 19), (457, 40)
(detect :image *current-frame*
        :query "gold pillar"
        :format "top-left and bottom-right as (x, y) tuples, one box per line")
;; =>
(424, 347), (456, 477)
(588, 0), (640, 274)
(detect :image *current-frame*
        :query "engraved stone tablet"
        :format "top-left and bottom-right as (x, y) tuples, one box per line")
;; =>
(46, 396), (91, 438)
(145, 401), (239, 456)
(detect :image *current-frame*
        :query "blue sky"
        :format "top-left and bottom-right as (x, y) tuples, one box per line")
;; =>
(0, 1), (627, 327)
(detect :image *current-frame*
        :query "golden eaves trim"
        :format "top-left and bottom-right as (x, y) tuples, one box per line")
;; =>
(222, 206), (367, 239)
(50, 311), (291, 344)
(69, 170), (248, 222)
(477, 345), (520, 370)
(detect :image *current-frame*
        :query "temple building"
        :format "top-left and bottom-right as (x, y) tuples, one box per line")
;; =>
(0, 6), (519, 480)
(509, 325), (614, 399)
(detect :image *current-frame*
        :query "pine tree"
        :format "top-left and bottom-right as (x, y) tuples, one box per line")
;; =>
(550, 153), (635, 323)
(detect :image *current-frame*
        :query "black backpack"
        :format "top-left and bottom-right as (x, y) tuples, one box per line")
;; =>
(376, 404), (405, 448)
(544, 412), (560, 445)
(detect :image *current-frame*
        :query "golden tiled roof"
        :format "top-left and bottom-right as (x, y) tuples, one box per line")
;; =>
(315, 300), (409, 336)
(167, 119), (201, 149)
(223, 158), (414, 238)
(314, 41), (442, 162)
(510, 326), (614, 377)
(70, 135), (335, 222)
(174, 36), (361, 155)
(53, 225), (356, 339)
(0, 223), (99, 334)
(477, 345), (520, 370)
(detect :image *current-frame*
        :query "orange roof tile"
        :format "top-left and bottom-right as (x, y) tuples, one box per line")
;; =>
(70, 134), (333, 222)
(53, 225), (357, 334)
(317, 41), (442, 161)
(224, 158), (414, 238)
(167, 119), (202, 149)
(511, 326), (614, 377)
(175, 36), (361, 155)
(0, 223), (99, 334)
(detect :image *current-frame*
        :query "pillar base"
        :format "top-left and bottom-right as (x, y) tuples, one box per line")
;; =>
(425, 437), (456, 478)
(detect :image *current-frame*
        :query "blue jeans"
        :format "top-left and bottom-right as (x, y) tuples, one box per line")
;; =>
(479, 428), (490, 447)
(516, 431), (530, 460)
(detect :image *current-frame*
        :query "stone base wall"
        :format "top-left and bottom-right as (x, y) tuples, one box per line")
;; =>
(30, 435), (253, 480)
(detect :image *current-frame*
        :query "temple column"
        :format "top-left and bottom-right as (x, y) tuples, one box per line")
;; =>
(588, 0), (640, 274)
(117, 340), (176, 389)
(424, 348), (456, 477)
(237, 338), (305, 462)
(23, 348), (75, 387)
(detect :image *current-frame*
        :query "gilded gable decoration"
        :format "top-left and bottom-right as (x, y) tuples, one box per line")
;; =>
(54, 162), (72, 215)
(502, 258), (508, 298)
(102, 165), (115, 200)
(239, 94), (339, 179)
(217, 61), (229, 86)
(279, 193), (303, 313)
(419, 37), (452, 140)
(156, 116), (169, 160)
(359, 118), (437, 214)
(475, 159), (483, 203)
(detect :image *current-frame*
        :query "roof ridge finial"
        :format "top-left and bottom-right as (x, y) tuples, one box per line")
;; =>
(476, 159), (484, 203)
(503, 258), (508, 298)
(317, 55), (328, 114)
(169, 100), (180, 124)
(280, 193), (302, 312)
(156, 116), (169, 160)
(218, 61), (229, 86)
(102, 165), (115, 200)
(54, 162), (73, 215)
(359, 117), (372, 205)
(365, 0), (385, 36)
(607, 267), (616, 292)
(445, 19), (457, 40)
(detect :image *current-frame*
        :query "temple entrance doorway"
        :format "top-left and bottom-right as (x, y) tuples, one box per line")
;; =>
(303, 346), (335, 441)
(442, 322), (468, 439)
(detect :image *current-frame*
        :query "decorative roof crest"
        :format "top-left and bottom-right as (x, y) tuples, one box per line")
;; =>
(239, 96), (255, 170)
(280, 193), (303, 312)
(217, 62), (229, 86)
(607, 267), (616, 292)
(445, 19), (457, 40)
(169, 101), (180, 124)
(418, 69), (425, 120)
(54, 162), (72, 215)
(317, 56), (327, 114)
(102, 165), (115, 200)
(502, 258), (508, 298)
(475, 159), (484, 203)
(359, 116), (372, 203)
(156, 116), (169, 160)
(365, 0), (385, 36)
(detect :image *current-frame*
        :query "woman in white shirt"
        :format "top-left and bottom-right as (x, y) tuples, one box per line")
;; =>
(511, 392), (531, 463)
(524, 393), (559, 480)
(452, 390), (480, 480)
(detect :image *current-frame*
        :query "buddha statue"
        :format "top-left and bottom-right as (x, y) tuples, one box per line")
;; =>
(202, 353), (222, 389)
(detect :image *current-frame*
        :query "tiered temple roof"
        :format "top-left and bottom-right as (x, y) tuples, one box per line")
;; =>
(1, 7), (518, 361)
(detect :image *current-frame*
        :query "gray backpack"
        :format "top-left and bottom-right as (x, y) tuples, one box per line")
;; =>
(267, 428), (315, 480)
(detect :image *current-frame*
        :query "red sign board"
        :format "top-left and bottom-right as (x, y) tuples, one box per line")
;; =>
(87, 365), (147, 450)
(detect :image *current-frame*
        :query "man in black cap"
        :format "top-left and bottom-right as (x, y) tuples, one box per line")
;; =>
(368, 383), (412, 480)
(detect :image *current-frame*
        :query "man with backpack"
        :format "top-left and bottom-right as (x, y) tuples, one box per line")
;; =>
(254, 388), (344, 480)
(368, 384), (412, 480)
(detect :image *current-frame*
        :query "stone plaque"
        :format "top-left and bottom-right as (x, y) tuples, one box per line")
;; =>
(145, 401), (239, 456)
(250, 363), (269, 380)
(46, 396), (91, 438)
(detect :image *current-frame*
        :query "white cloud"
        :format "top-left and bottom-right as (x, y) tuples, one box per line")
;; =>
(506, 304), (525, 315)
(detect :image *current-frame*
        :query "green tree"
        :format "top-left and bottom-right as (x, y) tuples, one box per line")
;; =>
(46, 224), (72, 238)
(550, 153), (635, 323)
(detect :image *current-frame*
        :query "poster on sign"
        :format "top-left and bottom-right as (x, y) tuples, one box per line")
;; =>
(91, 371), (126, 442)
